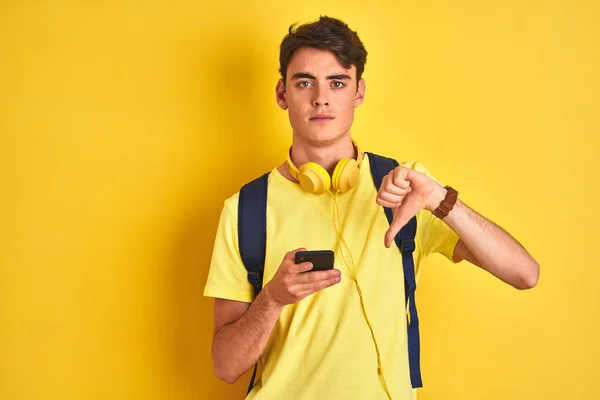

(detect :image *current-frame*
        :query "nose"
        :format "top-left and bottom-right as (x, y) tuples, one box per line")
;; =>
(312, 84), (329, 107)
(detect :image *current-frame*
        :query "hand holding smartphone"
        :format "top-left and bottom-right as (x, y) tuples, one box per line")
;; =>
(295, 250), (334, 272)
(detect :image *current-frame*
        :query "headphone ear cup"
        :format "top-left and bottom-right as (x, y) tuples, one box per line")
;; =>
(298, 162), (331, 194)
(332, 158), (360, 193)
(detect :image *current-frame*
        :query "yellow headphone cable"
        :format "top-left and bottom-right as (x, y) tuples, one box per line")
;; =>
(326, 189), (393, 400)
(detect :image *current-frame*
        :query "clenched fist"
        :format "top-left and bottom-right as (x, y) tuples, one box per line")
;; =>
(375, 165), (445, 248)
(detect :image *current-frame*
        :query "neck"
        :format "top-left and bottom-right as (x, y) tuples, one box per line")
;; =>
(290, 135), (357, 175)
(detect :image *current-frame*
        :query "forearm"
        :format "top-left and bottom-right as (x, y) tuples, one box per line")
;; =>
(211, 287), (284, 384)
(429, 188), (539, 289)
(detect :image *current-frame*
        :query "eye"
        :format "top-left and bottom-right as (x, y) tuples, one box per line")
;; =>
(331, 81), (346, 89)
(297, 81), (313, 88)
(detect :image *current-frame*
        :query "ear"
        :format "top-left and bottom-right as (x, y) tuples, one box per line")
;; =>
(355, 78), (366, 107)
(276, 79), (288, 110)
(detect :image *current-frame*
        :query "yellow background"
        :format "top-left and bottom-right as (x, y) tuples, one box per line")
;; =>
(1, 1), (599, 399)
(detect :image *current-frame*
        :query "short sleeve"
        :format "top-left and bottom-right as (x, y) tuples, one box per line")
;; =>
(419, 211), (460, 262)
(407, 162), (461, 263)
(203, 194), (254, 303)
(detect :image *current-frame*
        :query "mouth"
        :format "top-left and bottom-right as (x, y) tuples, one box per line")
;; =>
(309, 115), (335, 121)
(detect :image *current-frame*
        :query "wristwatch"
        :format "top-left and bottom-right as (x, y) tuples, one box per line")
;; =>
(432, 186), (459, 219)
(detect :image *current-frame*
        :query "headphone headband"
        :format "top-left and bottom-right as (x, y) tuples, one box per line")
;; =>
(286, 139), (363, 180)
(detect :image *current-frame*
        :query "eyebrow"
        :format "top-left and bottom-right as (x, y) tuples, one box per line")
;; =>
(290, 72), (352, 80)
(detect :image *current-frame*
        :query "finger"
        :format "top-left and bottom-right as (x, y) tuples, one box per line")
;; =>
(380, 175), (411, 196)
(297, 275), (341, 295)
(295, 268), (341, 284)
(286, 261), (313, 274)
(378, 191), (407, 205)
(284, 247), (307, 262)
(383, 181), (410, 196)
(384, 198), (424, 248)
(376, 197), (401, 209)
(391, 167), (410, 188)
(382, 175), (405, 195)
(385, 206), (412, 247)
(385, 219), (405, 248)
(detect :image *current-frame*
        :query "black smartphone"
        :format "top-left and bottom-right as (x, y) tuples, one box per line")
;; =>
(295, 250), (335, 272)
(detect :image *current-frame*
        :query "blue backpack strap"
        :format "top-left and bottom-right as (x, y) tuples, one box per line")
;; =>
(238, 172), (270, 394)
(238, 172), (269, 297)
(366, 152), (423, 388)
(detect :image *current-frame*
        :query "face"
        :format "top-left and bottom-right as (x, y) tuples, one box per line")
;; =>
(276, 47), (366, 144)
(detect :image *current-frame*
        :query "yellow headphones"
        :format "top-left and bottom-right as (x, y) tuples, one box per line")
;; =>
(286, 140), (364, 195)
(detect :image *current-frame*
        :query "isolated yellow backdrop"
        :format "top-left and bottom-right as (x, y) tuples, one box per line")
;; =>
(1, 1), (599, 399)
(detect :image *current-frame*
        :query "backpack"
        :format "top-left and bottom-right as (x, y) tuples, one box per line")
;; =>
(237, 152), (423, 395)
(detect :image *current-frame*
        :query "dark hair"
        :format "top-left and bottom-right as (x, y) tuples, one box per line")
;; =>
(279, 16), (368, 84)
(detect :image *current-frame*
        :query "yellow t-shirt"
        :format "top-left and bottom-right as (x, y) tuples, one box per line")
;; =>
(204, 155), (460, 400)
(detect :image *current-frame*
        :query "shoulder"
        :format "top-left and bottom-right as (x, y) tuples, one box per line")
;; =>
(366, 153), (443, 186)
(223, 192), (240, 220)
(222, 170), (277, 219)
(369, 155), (432, 176)
(365, 153), (426, 170)
(398, 161), (430, 174)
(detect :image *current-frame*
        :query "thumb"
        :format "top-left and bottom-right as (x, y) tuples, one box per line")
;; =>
(384, 209), (409, 248)
(286, 247), (307, 261)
